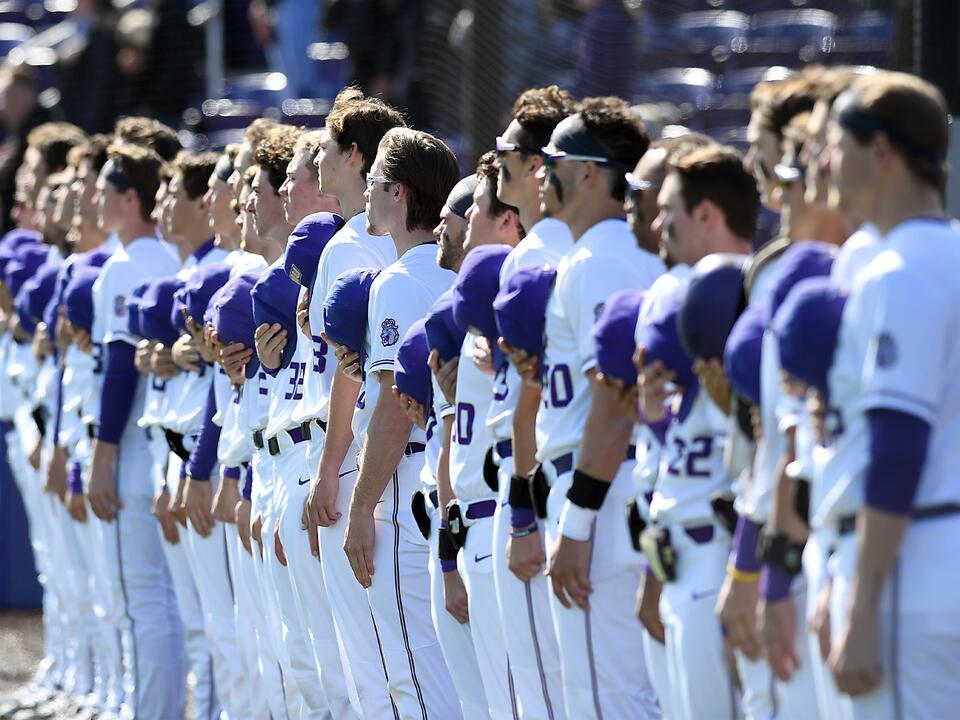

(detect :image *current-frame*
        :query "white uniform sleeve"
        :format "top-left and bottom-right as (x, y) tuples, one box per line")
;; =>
(858, 270), (942, 424)
(366, 277), (426, 376)
(100, 262), (139, 346)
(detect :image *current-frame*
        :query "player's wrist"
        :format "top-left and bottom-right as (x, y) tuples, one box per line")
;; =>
(557, 499), (596, 542)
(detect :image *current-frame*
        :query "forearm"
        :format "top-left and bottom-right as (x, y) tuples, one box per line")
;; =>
(436, 416), (455, 520)
(850, 509), (909, 613)
(512, 382), (541, 477)
(351, 375), (412, 512)
(317, 369), (360, 480)
(577, 375), (632, 482)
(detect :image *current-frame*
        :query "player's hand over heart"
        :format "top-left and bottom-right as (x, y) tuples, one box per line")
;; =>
(172, 333), (201, 372)
(636, 351), (674, 423)
(499, 339), (541, 387)
(547, 534), (594, 610)
(296, 295), (311, 337)
(219, 339), (253, 386)
(343, 505), (376, 588)
(323, 333), (362, 381)
(472, 336), (495, 376)
(392, 387), (427, 430)
(427, 350), (459, 405)
(254, 323), (287, 371)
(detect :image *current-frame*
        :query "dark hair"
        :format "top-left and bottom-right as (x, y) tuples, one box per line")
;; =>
(760, 77), (818, 140)
(107, 143), (164, 222)
(67, 133), (112, 174)
(326, 86), (406, 177)
(379, 128), (460, 232)
(476, 151), (519, 219)
(254, 124), (302, 193)
(113, 117), (182, 162)
(511, 85), (579, 154)
(26, 122), (88, 174)
(652, 132), (716, 165)
(173, 150), (218, 200)
(578, 96), (651, 202)
(669, 145), (760, 240)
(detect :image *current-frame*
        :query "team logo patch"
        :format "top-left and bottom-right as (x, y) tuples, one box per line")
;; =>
(875, 332), (898, 368)
(289, 264), (302, 284)
(114, 294), (126, 317)
(593, 302), (605, 320)
(380, 318), (400, 347)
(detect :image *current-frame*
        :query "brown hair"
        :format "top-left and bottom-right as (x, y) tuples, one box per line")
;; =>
(67, 133), (112, 174)
(379, 128), (460, 232)
(294, 130), (326, 172)
(848, 71), (950, 189)
(224, 143), (240, 163)
(578, 96), (651, 202)
(653, 132), (716, 165)
(107, 143), (164, 222)
(243, 118), (278, 154)
(759, 76), (819, 140)
(253, 124), (302, 193)
(325, 86), (406, 177)
(669, 145), (760, 240)
(26, 122), (87, 174)
(113, 117), (182, 162)
(511, 85), (579, 153)
(476, 150), (519, 220)
(173, 150), (219, 200)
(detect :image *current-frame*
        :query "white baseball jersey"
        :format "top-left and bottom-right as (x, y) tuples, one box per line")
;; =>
(485, 217), (572, 442)
(352, 244), (455, 442)
(816, 218), (960, 532)
(59, 344), (95, 448)
(218, 387), (252, 467)
(225, 249), (269, 276)
(300, 212), (397, 426)
(265, 286), (310, 439)
(536, 218), (665, 462)
(449, 332), (495, 503)
(421, 375), (453, 489)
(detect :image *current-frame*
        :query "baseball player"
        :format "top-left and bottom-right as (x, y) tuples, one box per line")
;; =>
(340, 126), (461, 717)
(528, 98), (663, 719)
(299, 87), (405, 718)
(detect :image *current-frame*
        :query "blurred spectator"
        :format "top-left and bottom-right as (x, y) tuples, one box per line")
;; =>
(248, 0), (321, 97)
(52, 0), (118, 134)
(573, 0), (636, 99)
(0, 66), (55, 234)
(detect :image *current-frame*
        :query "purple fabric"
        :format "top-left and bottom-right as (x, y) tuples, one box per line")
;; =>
(51, 365), (65, 446)
(440, 559), (458, 573)
(185, 383), (221, 481)
(732, 516), (762, 573)
(68, 461), (83, 495)
(95, 342), (139, 444)
(510, 506), (537, 529)
(760, 564), (793, 602)
(646, 413), (672, 446)
(223, 466), (241, 481)
(864, 408), (930, 515)
(242, 465), (253, 499)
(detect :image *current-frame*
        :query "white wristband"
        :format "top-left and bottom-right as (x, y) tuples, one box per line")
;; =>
(558, 500), (597, 542)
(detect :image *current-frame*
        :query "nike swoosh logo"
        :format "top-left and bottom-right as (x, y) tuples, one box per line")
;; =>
(298, 478), (311, 486)
(691, 589), (717, 601)
(474, 553), (493, 563)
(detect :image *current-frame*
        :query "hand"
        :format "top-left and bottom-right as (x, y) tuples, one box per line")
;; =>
(830, 606), (881, 697)
(254, 322), (287, 371)
(808, 387), (830, 445)
(32, 323), (51, 362)
(65, 487), (87, 523)
(88, 443), (122, 521)
(442, 570), (470, 624)
(172, 333), (201, 372)
(343, 505), (376, 588)
(236, 499), (252, 554)
(151, 344), (179, 380)
(809, 578), (832, 662)
(716, 571), (762, 660)
(546, 534), (594, 610)
(134, 339), (153, 375)
(220, 340), (253, 386)
(183, 477), (215, 538)
(28, 436), (42, 470)
(73, 328), (93, 354)
(499, 339), (541, 387)
(305, 472), (341, 528)
(507, 526), (546, 582)
(472, 336), (494, 376)
(302, 503), (320, 558)
(251, 511), (264, 558)
(392, 387), (427, 430)
(636, 353), (675, 423)
(152, 489), (180, 544)
(597, 373), (640, 424)
(296, 295), (310, 337)
(760, 596), (799, 681)
(186, 317), (216, 364)
(43, 445), (68, 501)
(212, 477), (240, 524)
(693, 358), (731, 414)
(635, 572), (666, 643)
(324, 333), (362, 381)
(169, 476), (188, 527)
(427, 350), (459, 405)
(274, 525), (287, 566)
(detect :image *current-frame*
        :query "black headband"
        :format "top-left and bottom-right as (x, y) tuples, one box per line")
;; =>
(102, 158), (133, 192)
(546, 114), (630, 170)
(446, 174), (478, 219)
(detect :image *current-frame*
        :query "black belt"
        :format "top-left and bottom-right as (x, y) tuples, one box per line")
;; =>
(405, 442), (426, 456)
(839, 502), (960, 536)
(87, 423), (96, 440)
(252, 429), (264, 450)
(547, 444), (637, 479)
(267, 424), (312, 456)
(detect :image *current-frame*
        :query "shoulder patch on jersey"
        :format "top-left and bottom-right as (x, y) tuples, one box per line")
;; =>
(114, 294), (126, 317)
(380, 318), (400, 347)
(875, 332), (897, 368)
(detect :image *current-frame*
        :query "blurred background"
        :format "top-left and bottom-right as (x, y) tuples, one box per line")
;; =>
(0, 0), (958, 610)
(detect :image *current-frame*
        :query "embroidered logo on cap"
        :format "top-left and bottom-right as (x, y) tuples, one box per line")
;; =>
(380, 318), (400, 347)
(289, 265), (302, 284)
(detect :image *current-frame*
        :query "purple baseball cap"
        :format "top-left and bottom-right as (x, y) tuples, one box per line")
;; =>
(211, 271), (260, 378)
(678, 253), (749, 361)
(452, 244), (512, 340)
(765, 241), (836, 324)
(63, 266), (102, 334)
(394, 318), (432, 408)
(424, 288), (466, 364)
(723, 302), (766, 406)
(493, 263), (557, 358)
(322, 267), (380, 355)
(140, 276), (186, 346)
(125, 280), (152, 338)
(773, 276), (846, 395)
(5, 245), (49, 298)
(18, 261), (61, 335)
(0, 229), (40, 277)
(637, 285), (695, 389)
(593, 289), (645, 386)
(284, 212), (345, 289)
(251, 261), (300, 370)
(184, 262), (232, 326)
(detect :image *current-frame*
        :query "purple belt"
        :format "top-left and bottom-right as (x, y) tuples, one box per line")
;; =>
(465, 499), (498, 520)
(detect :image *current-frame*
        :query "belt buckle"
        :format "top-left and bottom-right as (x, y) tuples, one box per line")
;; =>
(253, 430), (264, 450)
(301, 420), (312, 441)
(267, 436), (280, 456)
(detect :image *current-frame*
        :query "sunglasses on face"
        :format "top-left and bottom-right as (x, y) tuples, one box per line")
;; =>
(366, 174), (393, 190)
(495, 136), (541, 158)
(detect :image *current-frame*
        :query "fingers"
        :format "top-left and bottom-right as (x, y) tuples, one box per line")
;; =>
(346, 545), (372, 588)
(319, 500), (341, 527)
(550, 572), (572, 609)
(274, 529), (287, 567)
(307, 518), (320, 558)
(189, 503), (214, 538)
